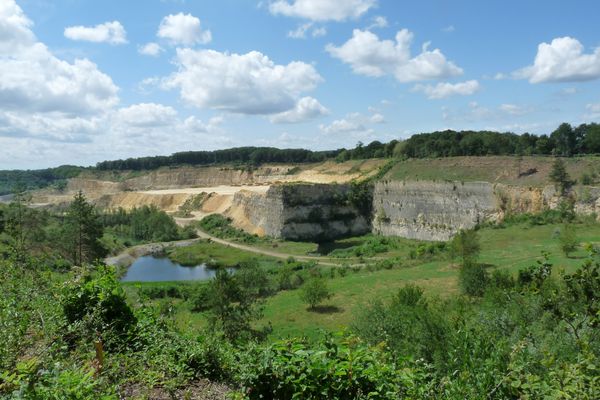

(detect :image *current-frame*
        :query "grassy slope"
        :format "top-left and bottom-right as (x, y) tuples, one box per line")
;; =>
(166, 239), (277, 267)
(260, 221), (599, 339)
(385, 155), (600, 186)
(145, 221), (599, 340)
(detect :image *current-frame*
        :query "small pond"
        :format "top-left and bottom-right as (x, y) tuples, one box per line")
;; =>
(121, 255), (232, 282)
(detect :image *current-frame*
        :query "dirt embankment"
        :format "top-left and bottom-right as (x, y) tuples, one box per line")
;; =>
(31, 160), (385, 214)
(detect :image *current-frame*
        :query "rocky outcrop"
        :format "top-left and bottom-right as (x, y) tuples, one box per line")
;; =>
(230, 184), (370, 241)
(372, 180), (600, 241)
(372, 181), (499, 241)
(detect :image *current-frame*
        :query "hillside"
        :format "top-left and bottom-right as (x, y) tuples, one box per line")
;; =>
(384, 155), (600, 186)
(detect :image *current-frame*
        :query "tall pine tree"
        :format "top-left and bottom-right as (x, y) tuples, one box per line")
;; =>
(63, 191), (105, 265)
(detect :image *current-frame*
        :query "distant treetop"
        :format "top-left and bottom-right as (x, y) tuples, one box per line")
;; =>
(2, 122), (599, 194)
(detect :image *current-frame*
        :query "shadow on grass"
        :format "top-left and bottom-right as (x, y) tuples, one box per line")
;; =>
(308, 305), (343, 314)
(315, 240), (362, 255)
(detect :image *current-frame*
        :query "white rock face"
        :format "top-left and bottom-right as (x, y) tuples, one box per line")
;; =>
(372, 180), (600, 241)
(372, 181), (498, 241)
(228, 180), (600, 242)
(232, 183), (370, 241)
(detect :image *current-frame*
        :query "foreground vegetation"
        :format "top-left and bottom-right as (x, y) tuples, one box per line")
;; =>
(2, 238), (599, 398)
(2, 174), (600, 398)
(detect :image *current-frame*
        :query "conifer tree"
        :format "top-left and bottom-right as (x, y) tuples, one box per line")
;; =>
(63, 191), (105, 265)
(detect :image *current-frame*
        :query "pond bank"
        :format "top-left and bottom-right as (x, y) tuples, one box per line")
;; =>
(104, 237), (202, 267)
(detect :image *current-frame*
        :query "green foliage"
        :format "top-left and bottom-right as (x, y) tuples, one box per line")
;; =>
(550, 157), (574, 195)
(61, 266), (136, 350)
(517, 252), (553, 289)
(235, 335), (430, 400)
(203, 268), (266, 341)
(196, 214), (264, 244)
(167, 239), (268, 268)
(502, 206), (575, 226)
(96, 146), (341, 171)
(0, 165), (83, 196)
(581, 173), (594, 185)
(173, 193), (207, 218)
(559, 224), (579, 257)
(101, 205), (183, 245)
(1, 362), (116, 400)
(451, 229), (481, 265)
(300, 276), (331, 310)
(459, 262), (490, 296)
(329, 236), (395, 258)
(62, 191), (106, 265)
(347, 181), (373, 216)
(353, 285), (449, 365)
(397, 122), (600, 159)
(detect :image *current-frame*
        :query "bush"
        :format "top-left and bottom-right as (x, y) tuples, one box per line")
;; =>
(352, 285), (449, 366)
(197, 214), (263, 243)
(236, 336), (428, 400)
(300, 276), (331, 310)
(559, 224), (578, 257)
(459, 262), (489, 296)
(451, 229), (481, 265)
(61, 266), (136, 349)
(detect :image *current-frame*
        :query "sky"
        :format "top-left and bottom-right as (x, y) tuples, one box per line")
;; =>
(2, 0), (600, 169)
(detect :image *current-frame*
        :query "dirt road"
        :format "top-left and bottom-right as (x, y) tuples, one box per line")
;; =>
(194, 230), (341, 266)
(105, 230), (341, 267)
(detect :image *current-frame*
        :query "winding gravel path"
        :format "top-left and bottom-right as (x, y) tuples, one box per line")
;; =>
(105, 230), (342, 267)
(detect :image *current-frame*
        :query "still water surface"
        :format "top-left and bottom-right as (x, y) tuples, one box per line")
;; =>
(121, 255), (225, 282)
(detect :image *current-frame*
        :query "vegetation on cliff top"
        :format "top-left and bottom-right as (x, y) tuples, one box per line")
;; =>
(3, 121), (600, 195)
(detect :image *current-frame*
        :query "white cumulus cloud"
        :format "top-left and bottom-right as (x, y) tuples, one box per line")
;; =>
(269, 0), (376, 22)
(370, 113), (385, 123)
(585, 103), (600, 119)
(320, 117), (366, 134)
(326, 29), (462, 82)
(516, 36), (600, 83)
(138, 42), (164, 56)
(367, 16), (388, 30)
(0, 0), (119, 119)
(413, 80), (480, 99)
(288, 22), (327, 39)
(115, 103), (178, 127)
(270, 96), (329, 123)
(64, 21), (127, 45)
(499, 103), (529, 116)
(163, 48), (323, 115)
(157, 13), (211, 46)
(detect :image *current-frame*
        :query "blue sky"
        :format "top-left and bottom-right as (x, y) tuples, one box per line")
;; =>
(2, 0), (600, 169)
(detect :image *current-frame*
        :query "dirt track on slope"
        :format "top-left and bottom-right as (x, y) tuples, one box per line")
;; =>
(194, 230), (340, 266)
(105, 230), (341, 267)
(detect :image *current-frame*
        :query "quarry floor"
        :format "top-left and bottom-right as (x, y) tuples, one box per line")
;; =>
(139, 184), (270, 196)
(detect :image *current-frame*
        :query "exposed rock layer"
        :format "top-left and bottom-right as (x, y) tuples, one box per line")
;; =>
(230, 184), (371, 241)
(372, 180), (600, 241)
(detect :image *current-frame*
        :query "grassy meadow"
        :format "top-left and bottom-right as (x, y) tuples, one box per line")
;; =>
(124, 218), (600, 340)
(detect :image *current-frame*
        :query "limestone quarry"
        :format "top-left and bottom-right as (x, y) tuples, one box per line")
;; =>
(29, 158), (600, 242)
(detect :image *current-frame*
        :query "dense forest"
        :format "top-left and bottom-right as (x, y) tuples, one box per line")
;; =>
(95, 147), (343, 171)
(2, 122), (600, 195)
(0, 165), (84, 196)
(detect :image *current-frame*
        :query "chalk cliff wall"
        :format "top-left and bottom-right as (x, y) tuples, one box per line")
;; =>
(372, 181), (499, 241)
(230, 184), (370, 241)
(372, 180), (600, 241)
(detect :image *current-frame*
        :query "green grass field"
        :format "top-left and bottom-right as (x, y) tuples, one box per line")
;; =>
(166, 239), (277, 267)
(127, 219), (599, 341)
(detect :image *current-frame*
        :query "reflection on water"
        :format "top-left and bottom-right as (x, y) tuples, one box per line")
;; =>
(121, 255), (231, 282)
